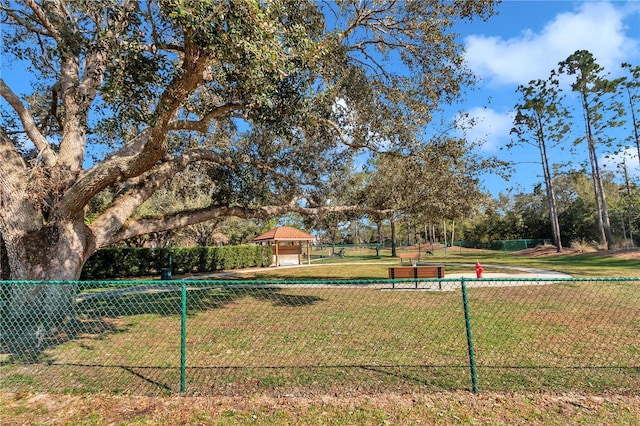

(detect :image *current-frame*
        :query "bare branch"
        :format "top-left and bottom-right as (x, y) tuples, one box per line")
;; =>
(168, 103), (241, 132)
(347, 44), (395, 81)
(340, 0), (397, 40)
(1, 3), (54, 38)
(23, 0), (62, 42)
(0, 78), (57, 167)
(111, 199), (395, 244)
(323, 118), (373, 151)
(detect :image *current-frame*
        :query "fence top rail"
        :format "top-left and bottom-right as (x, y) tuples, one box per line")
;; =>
(2, 277), (640, 287)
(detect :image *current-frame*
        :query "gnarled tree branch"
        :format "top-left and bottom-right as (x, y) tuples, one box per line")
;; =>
(55, 41), (211, 220)
(89, 149), (233, 248)
(111, 198), (395, 245)
(168, 103), (242, 132)
(0, 78), (57, 167)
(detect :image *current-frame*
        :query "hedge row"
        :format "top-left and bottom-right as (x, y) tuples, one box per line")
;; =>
(455, 239), (551, 251)
(81, 245), (273, 279)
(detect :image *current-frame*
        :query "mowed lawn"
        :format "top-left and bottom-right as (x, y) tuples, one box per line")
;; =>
(1, 248), (639, 425)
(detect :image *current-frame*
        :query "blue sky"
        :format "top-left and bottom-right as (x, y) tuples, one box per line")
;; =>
(456, 0), (640, 196)
(2, 1), (639, 200)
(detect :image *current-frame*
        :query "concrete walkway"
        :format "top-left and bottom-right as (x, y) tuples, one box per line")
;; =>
(183, 261), (572, 282)
(74, 263), (573, 303)
(444, 263), (572, 279)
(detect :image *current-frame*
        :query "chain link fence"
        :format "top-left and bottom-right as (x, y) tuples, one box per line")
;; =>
(1, 278), (638, 396)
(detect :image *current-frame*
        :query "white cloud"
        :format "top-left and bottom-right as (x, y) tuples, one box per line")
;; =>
(465, 1), (639, 86)
(457, 107), (514, 152)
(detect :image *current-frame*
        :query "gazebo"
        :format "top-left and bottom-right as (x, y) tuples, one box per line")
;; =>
(253, 226), (316, 266)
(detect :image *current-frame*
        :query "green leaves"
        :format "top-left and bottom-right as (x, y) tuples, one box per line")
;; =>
(511, 78), (571, 151)
(2, 0), (501, 263)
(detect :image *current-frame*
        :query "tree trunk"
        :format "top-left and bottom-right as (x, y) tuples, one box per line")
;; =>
(1, 219), (91, 357)
(451, 220), (456, 250)
(0, 235), (8, 280)
(6, 220), (90, 280)
(625, 86), (640, 164)
(596, 172), (614, 250)
(587, 142), (607, 247)
(376, 219), (383, 256)
(591, 144), (614, 250)
(442, 219), (447, 252)
(425, 223), (433, 251)
(390, 217), (397, 257)
(622, 160), (635, 248)
(588, 140), (613, 249)
(548, 183), (563, 252)
(540, 139), (563, 252)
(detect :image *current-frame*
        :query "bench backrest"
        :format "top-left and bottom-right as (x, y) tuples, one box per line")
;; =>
(388, 265), (445, 279)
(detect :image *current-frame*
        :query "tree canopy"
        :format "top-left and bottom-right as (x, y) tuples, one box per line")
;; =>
(1, 0), (497, 280)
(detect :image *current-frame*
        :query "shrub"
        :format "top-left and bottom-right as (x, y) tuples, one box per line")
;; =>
(81, 245), (272, 279)
(569, 239), (598, 253)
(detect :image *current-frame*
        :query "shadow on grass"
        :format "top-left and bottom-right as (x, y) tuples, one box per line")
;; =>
(77, 285), (323, 317)
(2, 285), (323, 363)
(0, 362), (470, 396)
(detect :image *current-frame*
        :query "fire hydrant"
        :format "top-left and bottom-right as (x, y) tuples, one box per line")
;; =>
(475, 261), (484, 278)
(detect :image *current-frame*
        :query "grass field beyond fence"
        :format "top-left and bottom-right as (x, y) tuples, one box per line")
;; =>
(1, 277), (638, 397)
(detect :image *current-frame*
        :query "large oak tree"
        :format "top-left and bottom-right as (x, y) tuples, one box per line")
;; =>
(1, 0), (496, 353)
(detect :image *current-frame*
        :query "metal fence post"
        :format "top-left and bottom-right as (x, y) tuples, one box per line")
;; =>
(180, 280), (187, 393)
(460, 277), (478, 393)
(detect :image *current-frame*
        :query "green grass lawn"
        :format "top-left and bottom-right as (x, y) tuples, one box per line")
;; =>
(2, 263), (638, 396)
(1, 250), (639, 425)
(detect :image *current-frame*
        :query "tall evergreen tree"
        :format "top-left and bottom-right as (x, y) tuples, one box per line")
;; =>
(510, 77), (571, 252)
(558, 50), (625, 250)
(620, 63), (640, 163)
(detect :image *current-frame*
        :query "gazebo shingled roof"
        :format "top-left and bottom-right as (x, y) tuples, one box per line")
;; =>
(253, 226), (315, 242)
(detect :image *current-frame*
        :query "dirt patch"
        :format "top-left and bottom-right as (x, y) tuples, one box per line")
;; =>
(513, 245), (580, 257)
(513, 245), (640, 259)
(602, 248), (640, 259)
(2, 391), (638, 425)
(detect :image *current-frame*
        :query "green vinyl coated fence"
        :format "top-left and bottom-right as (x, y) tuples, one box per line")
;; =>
(1, 277), (638, 396)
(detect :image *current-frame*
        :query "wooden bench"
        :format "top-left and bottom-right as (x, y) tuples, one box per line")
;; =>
(388, 265), (445, 288)
(399, 253), (421, 264)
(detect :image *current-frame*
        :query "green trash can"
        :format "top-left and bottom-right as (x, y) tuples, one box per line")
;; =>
(160, 268), (172, 280)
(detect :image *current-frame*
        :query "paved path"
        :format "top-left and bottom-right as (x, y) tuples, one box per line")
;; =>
(183, 262), (572, 286)
(444, 263), (572, 279)
(76, 263), (572, 301)
(188, 262), (571, 277)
